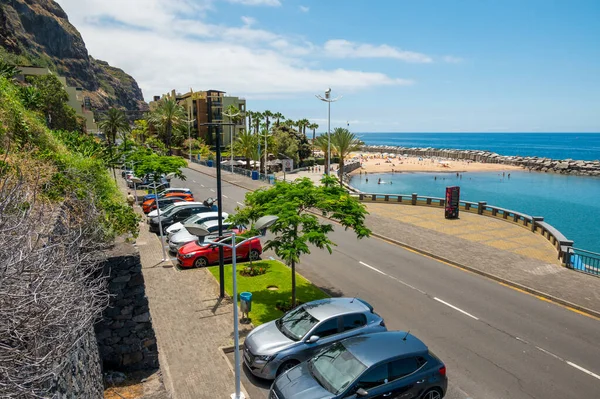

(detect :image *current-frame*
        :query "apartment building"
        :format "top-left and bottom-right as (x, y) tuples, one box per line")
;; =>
(15, 66), (98, 133)
(151, 88), (246, 148)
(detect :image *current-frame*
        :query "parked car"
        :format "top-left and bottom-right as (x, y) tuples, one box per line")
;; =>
(243, 298), (386, 380)
(142, 196), (189, 214)
(142, 188), (193, 202)
(129, 174), (169, 189)
(121, 169), (133, 178)
(166, 211), (230, 240)
(176, 234), (261, 268)
(269, 331), (447, 399)
(168, 219), (240, 253)
(148, 203), (212, 233)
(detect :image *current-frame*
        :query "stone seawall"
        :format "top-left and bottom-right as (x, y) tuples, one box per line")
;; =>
(362, 145), (600, 177)
(95, 243), (159, 371)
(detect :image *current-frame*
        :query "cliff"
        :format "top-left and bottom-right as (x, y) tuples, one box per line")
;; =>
(0, 0), (148, 112)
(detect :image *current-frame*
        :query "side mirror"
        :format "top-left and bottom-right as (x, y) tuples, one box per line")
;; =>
(356, 388), (368, 397)
(307, 335), (320, 344)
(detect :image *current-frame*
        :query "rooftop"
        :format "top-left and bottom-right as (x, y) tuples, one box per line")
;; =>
(343, 331), (428, 367)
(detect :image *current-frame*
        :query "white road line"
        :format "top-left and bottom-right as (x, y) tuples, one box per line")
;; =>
(223, 195), (228, 199)
(237, 201), (245, 206)
(387, 275), (424, 293)
(210, 189), (215, 192)
(535, 346), (564, 361)
(433, 297), (479, 320)
(515, 336), (529, 344)
(567, 361), (600, 381)
(201, 184), (205, 187)
(193, 180), (196, 183)
(359, 261), (388, 276)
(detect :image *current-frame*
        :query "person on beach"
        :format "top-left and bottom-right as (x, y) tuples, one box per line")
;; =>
(126, 192), (135, 207)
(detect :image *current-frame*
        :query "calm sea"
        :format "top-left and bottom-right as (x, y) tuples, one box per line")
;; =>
(349, 171), (600, 253)
(356, 133), (600, 161)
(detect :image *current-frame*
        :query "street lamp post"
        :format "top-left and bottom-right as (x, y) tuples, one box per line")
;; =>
(316, 88), (342, 176)
(130, 177), (143, 205)
(223, 110), (241, 174)
(185, 118), (196, 162)
(184, 216), (279, 399)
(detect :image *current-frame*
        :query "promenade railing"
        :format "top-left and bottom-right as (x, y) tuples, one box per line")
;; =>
(352, 192), (576, 267)
(190, 158), (275, 183)
(565, 248), (600, 276)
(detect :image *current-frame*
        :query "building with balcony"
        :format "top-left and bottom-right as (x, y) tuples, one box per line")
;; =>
(150, 88), (246, 148)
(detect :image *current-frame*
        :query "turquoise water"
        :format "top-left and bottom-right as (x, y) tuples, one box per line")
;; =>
(356, 133), (600, 161)
(349, 171), (600, 253)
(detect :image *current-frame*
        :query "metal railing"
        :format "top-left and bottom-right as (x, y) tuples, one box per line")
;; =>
(190, 158), (275, 184)
(565, 248), (600, 276)
(352, 192), (574, 264)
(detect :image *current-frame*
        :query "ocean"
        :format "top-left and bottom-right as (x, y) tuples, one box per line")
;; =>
(348, 133), (600, 254)
(356, 133), (600, 161)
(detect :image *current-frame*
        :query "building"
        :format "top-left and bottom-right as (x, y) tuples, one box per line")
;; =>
(15, 66), (98, 133)
(150, 88), (246, 148)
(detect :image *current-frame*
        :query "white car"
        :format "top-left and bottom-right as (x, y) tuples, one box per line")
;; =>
(147, 201), (204, 218)
(168, 220), (238, 253)
(166, 211), (229, 240)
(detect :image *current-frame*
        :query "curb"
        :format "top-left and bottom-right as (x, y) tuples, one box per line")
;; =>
(218, 345), (251, 399)
(186, 162), (600, 319)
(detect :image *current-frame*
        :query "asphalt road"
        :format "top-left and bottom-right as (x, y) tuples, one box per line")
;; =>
(169, 168), (600, 399)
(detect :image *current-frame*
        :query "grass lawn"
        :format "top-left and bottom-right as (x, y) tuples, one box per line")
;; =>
(208, 260), (329, 326)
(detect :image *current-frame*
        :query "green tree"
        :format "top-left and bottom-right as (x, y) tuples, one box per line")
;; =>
(297, 118), (310, 138)
(19, 86), (42, 110)
(148, 98), (186, 155)
(234, 129), (259, 168)
(273, 112), (285, 127)
(130, 149), (187, 182)
(98, 108), (129, 150)
(0, 59), (18, 81)
(272, 129), (299, 165)
(263, 110), (274, 133)
(131, 119), (149, 144)
(331, 128), (363, 183)
(26, 74), (81, 131)
(314, 133), (332, 171)
(308, 122), (319, 143)
(230, 176), (370, 306)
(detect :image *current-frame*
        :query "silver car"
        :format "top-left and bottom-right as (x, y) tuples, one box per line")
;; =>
(243, 298), (387, 380)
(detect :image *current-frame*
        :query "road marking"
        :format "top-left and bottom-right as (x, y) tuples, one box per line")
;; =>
(359, 261), (388, 276)
(210, 189), (215, 192)
(434, 297), (479, 320)
(237, 202), (245, 207)
(193, 180), (196, 183)
(223, 195), (228, 199)
(386, 275), (425, 293)
(515, 336), (529, 344)
(567, 361), (600, 381)
(201, 184), (205, 187)
(535, 346), (563, 361)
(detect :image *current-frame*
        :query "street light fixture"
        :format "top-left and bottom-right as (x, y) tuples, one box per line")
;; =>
(315, 88), (342, 176)
(184, 215), (279, 399)
(223, 110), (241, 174)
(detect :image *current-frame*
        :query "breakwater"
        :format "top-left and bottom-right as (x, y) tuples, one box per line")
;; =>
(361, 145), (600, 177)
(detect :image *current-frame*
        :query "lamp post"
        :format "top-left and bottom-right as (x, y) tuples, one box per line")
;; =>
(130, 177), (143, 205)
(184, 216), (279, 399)
(200, 122), (238, 298)
(185, 118), (196, 162)
(223, 110), (241, 174)
(149, 181), (168, 262)
(316, 88), (342, 176)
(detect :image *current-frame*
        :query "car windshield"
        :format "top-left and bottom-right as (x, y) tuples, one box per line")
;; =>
(183, 214), (201, 224)
(309, 342), (366, 394)
(276, 306), (319, 341)
(156, 204), (178, 216)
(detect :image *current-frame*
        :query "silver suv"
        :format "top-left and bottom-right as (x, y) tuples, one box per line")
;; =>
(243, 298), (386, 380)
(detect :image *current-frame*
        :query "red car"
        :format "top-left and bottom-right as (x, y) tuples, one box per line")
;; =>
(177, 235), (262, 268)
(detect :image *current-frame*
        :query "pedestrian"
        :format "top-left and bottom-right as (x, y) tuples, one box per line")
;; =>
(126, 192), (135, 208)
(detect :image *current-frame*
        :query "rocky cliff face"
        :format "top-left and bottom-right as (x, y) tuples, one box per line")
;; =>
(0, 0), (148, 112)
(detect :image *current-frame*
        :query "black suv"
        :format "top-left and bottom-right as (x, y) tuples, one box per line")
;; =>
(149, 203), (212, 233)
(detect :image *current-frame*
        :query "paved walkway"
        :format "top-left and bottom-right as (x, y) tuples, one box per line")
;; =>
(187, 161), (600, 316)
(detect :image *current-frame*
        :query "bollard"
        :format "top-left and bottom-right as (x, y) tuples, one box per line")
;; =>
(477, 201), (487, 215)
(411, 193), (417, 205)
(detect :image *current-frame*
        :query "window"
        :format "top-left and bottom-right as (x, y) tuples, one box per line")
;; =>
(389, 358), (420, 381)
(312, 317), (340, 338)
(356, 364), (388, 390)
(342, 314), (367, 332)
(277, 306), (319, 340)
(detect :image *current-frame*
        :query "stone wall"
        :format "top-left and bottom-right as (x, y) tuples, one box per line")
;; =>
(362, 145), (600, 177)
(47, 327), (104, 398)
(95, 243), (159, 371)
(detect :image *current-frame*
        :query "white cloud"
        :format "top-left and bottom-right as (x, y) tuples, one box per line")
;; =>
(225, 0), (281, 6)
(324, 40), (433, 63)
(299, 5), (309, 12)
(443, 55), (464, 64)
(55, 0), (415, 101)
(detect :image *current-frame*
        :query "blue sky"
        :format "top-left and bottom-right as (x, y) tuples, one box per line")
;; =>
(56, 0), (599, 132)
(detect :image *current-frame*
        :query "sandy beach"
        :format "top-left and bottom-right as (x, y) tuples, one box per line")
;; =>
(347, 152), (523, 175)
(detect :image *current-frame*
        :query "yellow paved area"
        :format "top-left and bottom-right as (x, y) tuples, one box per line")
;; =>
(367, 203), (561, 265)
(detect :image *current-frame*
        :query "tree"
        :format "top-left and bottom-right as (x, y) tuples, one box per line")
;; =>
(130, 149), (187, 183)
(0, 60), (18, 81)
(131, 119), (149, 144)
(314, 133), (332, 170)
(263, 110), (273, 133)
(19, 86), (42, 111)
(98, 108), (129, 150)
(148, 98), (186, 155)
(26, 74), (81, 132)
(297, 119), (310, 138)
(308, 122), (319, 143)
(331, 128), (363, 184)
(273, 112), (285, 127)
(234, 129), (259, 169)
(272, 129), (299, 165)
(230, 176), (370, 306)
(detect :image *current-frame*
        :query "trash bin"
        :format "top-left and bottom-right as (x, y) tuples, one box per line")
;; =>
(251, 170), (259, 180)
(240, 292), (252, 313)
(207, 160), (213, 167)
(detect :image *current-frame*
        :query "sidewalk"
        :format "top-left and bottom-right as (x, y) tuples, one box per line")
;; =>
(187, 161), (600, 317)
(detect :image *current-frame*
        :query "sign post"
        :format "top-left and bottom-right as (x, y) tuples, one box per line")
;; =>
(445, 186), (460, 219)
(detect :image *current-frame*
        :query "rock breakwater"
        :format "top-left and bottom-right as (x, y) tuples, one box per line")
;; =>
(362, 145), (600, 177)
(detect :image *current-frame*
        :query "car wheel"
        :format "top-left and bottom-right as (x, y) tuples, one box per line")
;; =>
(194, 257), (209, 268)
(276, 360), (299, 377)
(249, 249), (260, 261)
(421, 388), (443, 399)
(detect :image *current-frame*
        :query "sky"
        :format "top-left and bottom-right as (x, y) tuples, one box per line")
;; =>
(55, 0), (600, 133)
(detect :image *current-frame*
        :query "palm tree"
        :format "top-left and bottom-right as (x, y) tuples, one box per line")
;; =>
(273, 112), (285, 127)
(263, 110), (274, 133)
(98, 108), (129, 180)
(253, 111), (262, 135)
(148, 98), (186, 155)
(296, 119), (309, 138)
(308, 122), (319, 155)
(314, 133), (332, 172)
(331, 128), (363, 184)
(235, 129), (259, 169)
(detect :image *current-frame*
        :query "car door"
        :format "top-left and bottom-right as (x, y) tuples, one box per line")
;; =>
(331, 313), (369, 343)
(383, 357), (424, 399)
(344, 363), (391, 398)
(301, 316), (342, 360)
